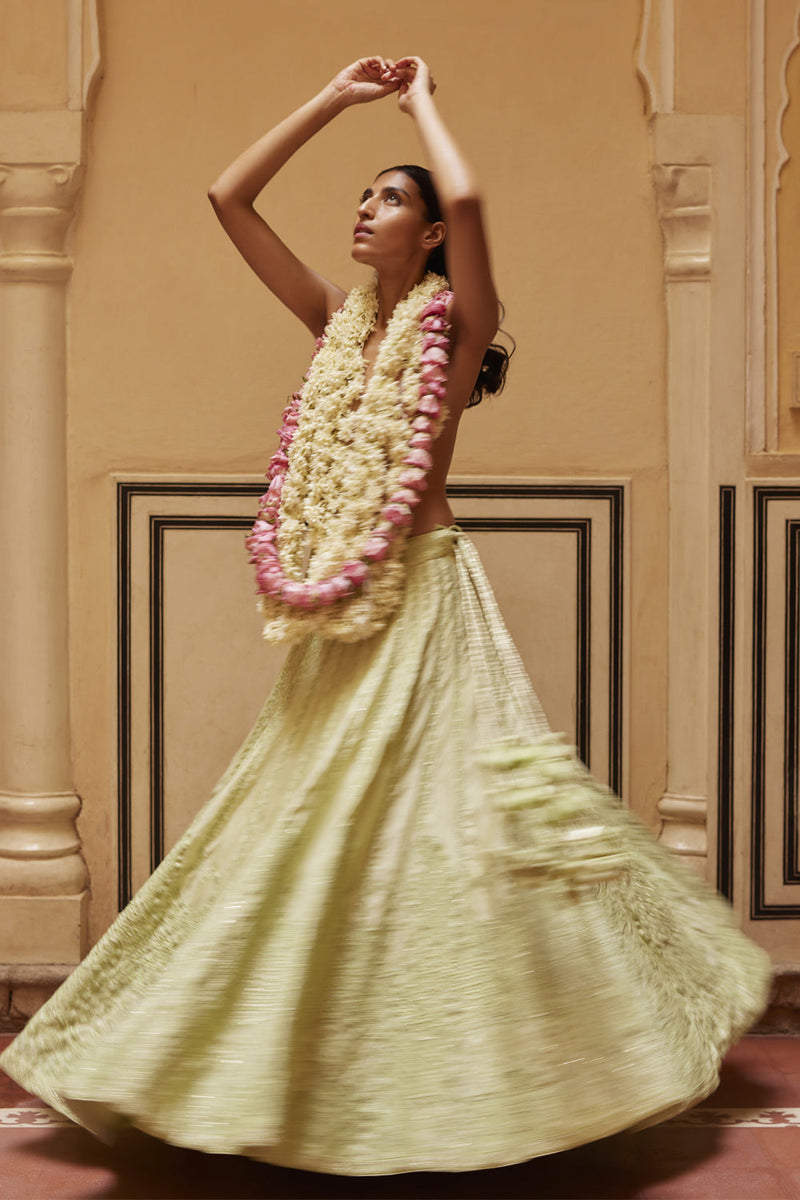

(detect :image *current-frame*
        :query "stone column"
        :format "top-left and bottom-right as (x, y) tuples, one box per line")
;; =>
(0, 161), (88, 962)
(651, 162), (713, 873)
(0, 3), (101, 1016)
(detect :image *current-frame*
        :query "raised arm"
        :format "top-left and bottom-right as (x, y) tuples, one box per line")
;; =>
(208, 59), (399, 338)
(394, 57), (499, 351)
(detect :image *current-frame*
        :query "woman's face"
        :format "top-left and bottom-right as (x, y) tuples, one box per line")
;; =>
(351, 170), (438, 269)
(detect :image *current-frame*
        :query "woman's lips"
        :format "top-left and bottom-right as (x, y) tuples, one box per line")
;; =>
(353, 224), (372, 239)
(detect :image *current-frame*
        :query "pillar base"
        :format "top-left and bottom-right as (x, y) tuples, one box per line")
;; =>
(0, 962), (76, 1029)
(0, 891), (88, 964)
(657, 792), (708, 875)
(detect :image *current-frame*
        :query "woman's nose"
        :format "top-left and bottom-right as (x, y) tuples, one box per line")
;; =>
(357, 197), (374, 219)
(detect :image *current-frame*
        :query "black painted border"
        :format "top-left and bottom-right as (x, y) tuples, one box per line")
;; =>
(785, 521), (800, 884)
(149, 514), (255, 870)
(116, 481), (262, 910)
(751, 485), (800, 919)
(717, 486), (736, 901)
(118, 480), (625, 908)
(458, 517), (591, 770)
(450, 482), (625, 794)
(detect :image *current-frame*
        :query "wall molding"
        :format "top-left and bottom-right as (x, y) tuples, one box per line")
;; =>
(751, 484), (800, 919)
(748, 0), (800, 450)
(116, 478), (628, 910)
(635, 0), (675, 117)
(717, 485), (736, 900)
(769, 4), (800, 442)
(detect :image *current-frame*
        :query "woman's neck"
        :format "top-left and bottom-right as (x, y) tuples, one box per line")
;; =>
(373, 265), (427, 329)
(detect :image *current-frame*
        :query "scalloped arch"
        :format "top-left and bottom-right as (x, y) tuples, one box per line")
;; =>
(774, 4), (800, 195)
(635, 0), (675, 117)
(635, 0), (656, 116)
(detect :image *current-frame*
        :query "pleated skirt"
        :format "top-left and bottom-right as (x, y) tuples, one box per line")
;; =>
(0, 527), (770, 1174)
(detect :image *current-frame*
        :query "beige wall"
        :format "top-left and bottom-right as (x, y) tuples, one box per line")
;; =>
(8, 0), (800, 978)
(778, 16), (800, 445)
(66, 0), (671, 939)
(0, 0), (69, 110)
(675, 0), (747, 115)
(70, 0), (664, 477)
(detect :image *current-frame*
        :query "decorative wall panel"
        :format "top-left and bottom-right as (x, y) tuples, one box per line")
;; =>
(117, 478), (628, 910)
(750, 484), (800, 922)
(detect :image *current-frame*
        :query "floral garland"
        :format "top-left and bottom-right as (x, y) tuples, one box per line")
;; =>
(246, 273), (452, 642)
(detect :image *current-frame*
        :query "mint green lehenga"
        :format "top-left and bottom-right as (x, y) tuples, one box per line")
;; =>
(0, 527), (770, 1175)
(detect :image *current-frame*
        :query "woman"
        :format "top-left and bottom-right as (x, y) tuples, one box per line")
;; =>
(0, 56), (770, 1176)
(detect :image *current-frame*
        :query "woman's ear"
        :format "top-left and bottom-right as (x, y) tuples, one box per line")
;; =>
(423, 220), (446, 251)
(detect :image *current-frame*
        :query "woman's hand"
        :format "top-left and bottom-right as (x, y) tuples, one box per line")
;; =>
(393, 56), (436, 114)
(330, 57), (400, 107)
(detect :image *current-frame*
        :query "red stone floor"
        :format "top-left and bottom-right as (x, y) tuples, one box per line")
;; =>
(2, 1032), (800, 1199)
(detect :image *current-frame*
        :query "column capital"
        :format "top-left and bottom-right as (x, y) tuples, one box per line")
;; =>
(0, 161), (83, 282)
(653, 163), (712, 281)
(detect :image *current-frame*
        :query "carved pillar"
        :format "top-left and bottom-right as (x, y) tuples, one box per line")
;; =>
(0, 161), (89, 960)
(652, 163), (713, 872)
(0, 3), (101, 983)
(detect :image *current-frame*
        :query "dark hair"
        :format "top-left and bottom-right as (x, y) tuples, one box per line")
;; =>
(380, 164), (514, 407)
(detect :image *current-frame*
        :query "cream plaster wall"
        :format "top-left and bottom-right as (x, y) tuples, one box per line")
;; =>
(0, 0), (68, 110)
(777, 18), (800, 446)
(777, 48), (800, 439)
(675, 0), (747, 116)
(64, 0), (669, 940)
(764, 0), (800, 452)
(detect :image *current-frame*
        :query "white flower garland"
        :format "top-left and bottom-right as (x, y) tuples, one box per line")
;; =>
(246, 273), (451, 642)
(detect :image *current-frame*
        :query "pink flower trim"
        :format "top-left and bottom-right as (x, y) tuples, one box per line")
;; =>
(247, 290), (453, 609)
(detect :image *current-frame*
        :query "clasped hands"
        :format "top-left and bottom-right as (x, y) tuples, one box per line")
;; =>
(333, 56), (436, 111)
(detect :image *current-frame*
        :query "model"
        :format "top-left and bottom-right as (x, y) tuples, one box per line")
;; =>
(0, 56), (770, 1176)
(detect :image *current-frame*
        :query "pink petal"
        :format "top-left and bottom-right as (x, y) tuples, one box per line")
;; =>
(315, 579), (338, 606)
(328, 574), (353, 598)
(382, 502), (413, 528)
(257, 567), (283, 595)
(363, 535), (392, 562)
(403, 447), (433, 471)
(422, 332), (450, 352)
(342, 560), (369, 586)
(422, 297), (449, 317)
(409, 431), (432, 451)
(399, 468), (429, 491)
(423, 345), (448, 365)
(416, 396), (442, 418)
(421, 363), (447, 385)
(391, 487), (421, 507)
(281, 581), (307, 606)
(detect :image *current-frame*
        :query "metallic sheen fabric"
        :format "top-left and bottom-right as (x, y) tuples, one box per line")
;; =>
(0, 528), (770, 1175)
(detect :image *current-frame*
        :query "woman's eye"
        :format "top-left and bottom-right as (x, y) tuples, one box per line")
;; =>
(386, 192), (400, 203)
